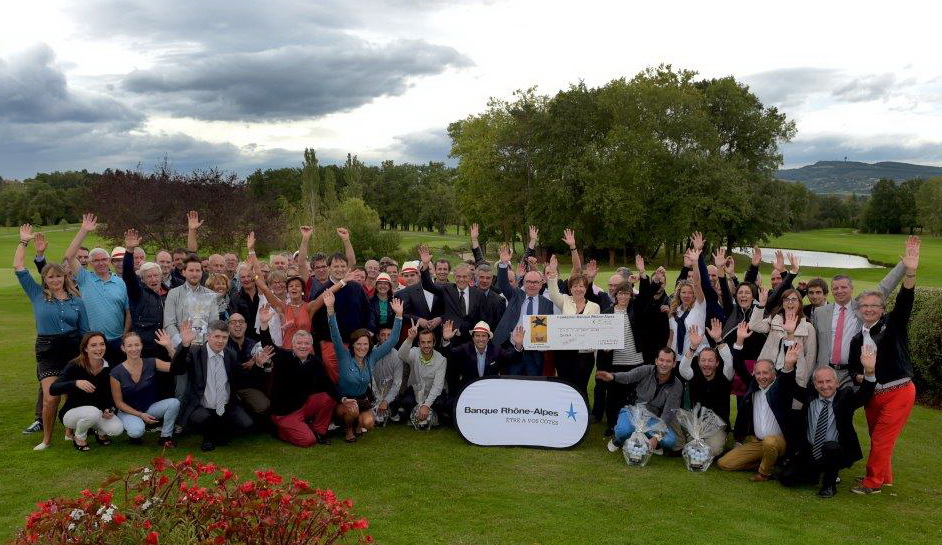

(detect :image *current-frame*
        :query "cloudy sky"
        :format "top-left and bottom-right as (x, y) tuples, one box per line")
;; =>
(2, 0), (941, 179)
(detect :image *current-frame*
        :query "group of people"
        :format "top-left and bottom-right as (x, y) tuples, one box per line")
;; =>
(15, 213), (922, 498)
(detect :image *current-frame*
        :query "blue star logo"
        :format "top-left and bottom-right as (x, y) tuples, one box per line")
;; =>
(566, 402), (577, 421)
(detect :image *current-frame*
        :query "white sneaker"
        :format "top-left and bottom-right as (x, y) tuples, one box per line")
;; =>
(390, 414), (401, 422)
(33, 442), (51, 451)
(359, 427), (368, 434)
(607, 440), (618, 453)
(327, 422), (339, 431)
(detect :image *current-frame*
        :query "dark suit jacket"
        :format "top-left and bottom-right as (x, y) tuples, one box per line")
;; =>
(171, 342), (241, 425)
(420, 267), (484, 340)
(442, 340), (517, 394)
(731, 346), (797, 441)
(792, 380), (875, 466)
(478, 289), (507, 331)
(493, 263), (554, 346)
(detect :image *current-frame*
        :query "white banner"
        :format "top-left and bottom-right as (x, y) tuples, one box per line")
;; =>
(455, 378), (590, 448)
(522, 313), (625, 351)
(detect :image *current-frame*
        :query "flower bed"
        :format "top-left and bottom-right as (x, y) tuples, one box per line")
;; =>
(15, 455), (371, 544)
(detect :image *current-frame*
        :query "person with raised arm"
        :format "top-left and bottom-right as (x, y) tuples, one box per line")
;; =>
(418, 244), (484, 345)
(62, 213), (130, 365)
(110, 331), (182, 447)
(668, 247), (707, 357)
(748, 285), (817, 391)
(544, 253), (601, 397)
(324, 290), (403, 441)
(440, 319), (523, 395)
(397, 321), (448, 426)
(50, 332), (124, 451)
(678, 320), (735, 454)
(15, 223), (90, 449)
(716, 342), (800, 482)
(847, 236), (920, 495)
(122, 229), (168, 358)
(493, 243), (555, 376)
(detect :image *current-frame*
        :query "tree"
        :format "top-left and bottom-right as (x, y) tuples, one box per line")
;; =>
(860, 179), (902, 234)
(310, 198), (402, 261)
(917, 177), (942, 235)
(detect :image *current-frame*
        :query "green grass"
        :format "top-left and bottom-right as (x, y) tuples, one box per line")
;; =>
(2, 227), (941, 544)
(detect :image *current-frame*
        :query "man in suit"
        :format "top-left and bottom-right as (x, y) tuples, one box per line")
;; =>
(440, 320), (523, 394)
(493, 243), (554, 376)
(812, 260), (906, 387)
(716, 343), (800, 482)
(474, 264), (507, 330)
(171, 319), (253, 451)
(779, 349), (876, 497)
(846, 236), (920, 495)
(418, 245), (484, 344)
(394, 260), (444, 336)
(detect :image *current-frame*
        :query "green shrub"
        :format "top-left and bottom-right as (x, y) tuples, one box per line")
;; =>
(887, 286), (942, 405)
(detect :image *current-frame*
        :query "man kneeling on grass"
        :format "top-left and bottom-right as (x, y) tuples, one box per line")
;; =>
(716, 343), (800, 481)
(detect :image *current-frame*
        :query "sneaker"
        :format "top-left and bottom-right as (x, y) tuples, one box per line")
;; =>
(606, 440), (618, 453)
(327, 422), (340, 431)
(390, 414), (401, 422)
(33, 441), (51, 451)
(818, 484), (837, 498)
(22, 420), (42, 434)
(854, 476), (891, 487)
(851, 485), (881, 495)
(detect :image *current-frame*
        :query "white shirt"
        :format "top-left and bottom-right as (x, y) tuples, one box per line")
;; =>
(517, 295), (539, 329)
(861, 323), (877, 351)
(668, 299), (707, 355)
(752, 384), (783, 439)
(830, 303), (859, 365)
(423, 289), (435, 312)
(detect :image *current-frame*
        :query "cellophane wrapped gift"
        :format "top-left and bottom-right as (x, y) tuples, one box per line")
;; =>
(409, 387), (438, 430)
(621, 404), (667, 467)
(676, 404), (725, 472)
(184, 292), (219, 344)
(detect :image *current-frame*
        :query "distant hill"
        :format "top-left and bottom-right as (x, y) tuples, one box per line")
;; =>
(775, 161), (942, 194)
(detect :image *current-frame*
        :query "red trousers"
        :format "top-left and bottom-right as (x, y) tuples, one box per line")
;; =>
(271, 392), (336, 447)
(863, 381), (916, 488)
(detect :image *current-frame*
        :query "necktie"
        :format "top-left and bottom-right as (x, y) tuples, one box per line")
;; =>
(812, 399), (830, 460)
(674, 308), (691, 354)
(212, 354), (227, 416)
(526, 296), (534, 316)
(459, 289), (467, 316)
(831, 306), (846, 364)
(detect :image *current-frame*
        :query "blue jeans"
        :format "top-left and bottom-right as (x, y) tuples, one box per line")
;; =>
(118, 398), (181, 438)
(505, 350), (543, 376)
(612, 407), (677, 449)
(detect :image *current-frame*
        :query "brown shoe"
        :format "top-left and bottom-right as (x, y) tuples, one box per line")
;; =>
(749, 473), (770, 482)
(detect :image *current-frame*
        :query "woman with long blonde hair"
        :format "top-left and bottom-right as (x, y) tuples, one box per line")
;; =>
(14, 224), (90, 451)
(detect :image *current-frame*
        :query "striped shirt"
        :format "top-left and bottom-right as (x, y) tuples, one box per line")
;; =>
(611, 309), (643, 367)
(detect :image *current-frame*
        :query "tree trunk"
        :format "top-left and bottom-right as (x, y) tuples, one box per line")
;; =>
(609, 248), (615, 267)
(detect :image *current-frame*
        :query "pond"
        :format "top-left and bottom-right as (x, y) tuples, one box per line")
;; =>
(733, 248), (882, 269)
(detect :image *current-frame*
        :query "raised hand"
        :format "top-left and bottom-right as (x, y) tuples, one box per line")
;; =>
(155, 329), (173, 350)
(33, 232), (47, 253)
(562, 228), (576, 249)
(513, 261), (525, 281)
(124, 228), (142, 249)
(707, 317), (723, 343)
(544, 254), (559, 277)
(635, 254), (646, 276)
(751, 245), (762, 267)
(407, 319), (418, 340)
(336, 227), (350, 241)
(344, 270), (359, 283)
(782, 308), (798, 335)
(735, 321), (752, 345)
(179, 319), (196, 346)
(687, 325), (704, 349)
(247, 231), (256, 251)
(860, 344), (877, 376)
(256, 346), (275, 368)
(80, 213), (98, 233)
(787, 252), (800, 274)
(498, 243), (512, 264)
(469, 223), (479, 240)
(585, 259), (598, 281)
(300, 225), (313, 239)
(725, 256), (736, 276)
(418, 244), (432, 265)
(784, 341), (802, 371)
(441, 320), (455, 341)
(684, 247), (701, 268)
(390, 297), (404, 317)
(322, 290), (336, 311)
(187, 210), (203, 231)
(903, 236), (920, 272)
(713, 246), (726, 269)
(690, 231), (704, 251)
(512, 325), (525, 349)
(773, 250), (785, 273)
(758, 285), (768, 307)
(19, 224), (34, 242)
(528, 225), (539, 245)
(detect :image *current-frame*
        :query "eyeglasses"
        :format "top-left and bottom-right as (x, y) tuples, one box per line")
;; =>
(784, 297), (801, 302)
(859, 303), (884, 309)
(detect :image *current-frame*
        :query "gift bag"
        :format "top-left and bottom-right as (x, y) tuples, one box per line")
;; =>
(409, 387), (438, 430)
(621, 404), (667, 467)
(184, 292), (218, 344)
(675, 404), (725, 472)
(371, 378), (394, 426)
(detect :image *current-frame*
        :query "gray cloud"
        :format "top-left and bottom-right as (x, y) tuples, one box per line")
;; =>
(121, 41), (471, 121)
(832, 73), (897, 102)
(387, 127), (455, 165)
(0, 44), (141, 125)
(781, 134), (942, 168)
(744, 68), (907, 108)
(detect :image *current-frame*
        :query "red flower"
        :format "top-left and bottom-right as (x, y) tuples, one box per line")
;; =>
(182, 454), (194, 467)
(152, 457), (168, 472)
(352, 518), (369, 530)
(143, 520), (152, 529)
(158, 476), (169, 486)
(113, 513), (127, 525)
(220, 468), (234, 481)
(291, 477), (310, 491)
(363, 536), (375, 544)
(145, 531), (159, 544)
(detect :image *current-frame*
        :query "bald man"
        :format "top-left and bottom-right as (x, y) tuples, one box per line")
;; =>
(493, 244), (554, 376)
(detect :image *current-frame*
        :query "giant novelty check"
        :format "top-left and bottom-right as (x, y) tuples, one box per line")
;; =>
(522, 313), (625, 351)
